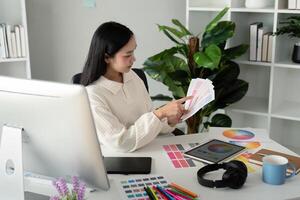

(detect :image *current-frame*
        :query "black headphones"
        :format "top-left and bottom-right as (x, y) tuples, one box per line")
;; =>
(197, 160), (247, 189)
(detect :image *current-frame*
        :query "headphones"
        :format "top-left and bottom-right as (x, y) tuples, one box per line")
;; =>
(197, 160), (247, 189)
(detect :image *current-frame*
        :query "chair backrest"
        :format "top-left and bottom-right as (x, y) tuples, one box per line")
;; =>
(71, 68), (149, 92)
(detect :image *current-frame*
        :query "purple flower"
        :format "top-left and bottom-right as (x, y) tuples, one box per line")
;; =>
(54, 177), (69, 196)
(77, 182), (86, 200)
(52, 180), (63, 196)
(72, 176), (80, 194)
(49, 196), (59, 200)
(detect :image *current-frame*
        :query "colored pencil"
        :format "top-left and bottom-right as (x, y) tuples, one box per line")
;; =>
(156, 185), (175, 200)
(152, 186), (169, 200)
(149, 186), (159, 200)
(144, 186), (156, 200)
(166, 189), (193, 200)
(169, 182), (198, 198)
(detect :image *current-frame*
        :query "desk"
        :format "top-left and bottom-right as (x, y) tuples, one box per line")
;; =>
(28, 128), (300, 200)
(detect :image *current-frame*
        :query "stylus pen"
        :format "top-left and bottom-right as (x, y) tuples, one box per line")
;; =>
(152, 186), (169, 200)
(144, 186), (157, 200)
(156, 185), (174, 200)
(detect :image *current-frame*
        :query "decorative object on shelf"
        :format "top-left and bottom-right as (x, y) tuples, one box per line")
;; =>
(143, 7), (249, 134)
(276, 16), (300, 63)
(50, 176), (86, 200)
(245, 0), (273, 9)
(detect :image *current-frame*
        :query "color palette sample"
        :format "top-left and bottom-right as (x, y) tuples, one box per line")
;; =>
(229, 141), (261, 149)
(223, 129), (255, 140)
(163, 143), (198, 168)
(207, 143), (233, 153)
(119, 175), (168, 200)
(234, 152), (256, 173)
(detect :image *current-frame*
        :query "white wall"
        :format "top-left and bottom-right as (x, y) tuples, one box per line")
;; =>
(26, 0), (185, 97)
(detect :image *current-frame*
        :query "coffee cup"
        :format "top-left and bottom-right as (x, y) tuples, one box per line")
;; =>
(262, 155), (296, 185)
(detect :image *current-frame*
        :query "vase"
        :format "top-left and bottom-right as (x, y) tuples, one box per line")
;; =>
(292, 44), (300, 63)
(245, 0), (273, 8)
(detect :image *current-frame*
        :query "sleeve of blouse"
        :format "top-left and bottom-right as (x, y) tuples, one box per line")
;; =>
(89, 95), (164, 152)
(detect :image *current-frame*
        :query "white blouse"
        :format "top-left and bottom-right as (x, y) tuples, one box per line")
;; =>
(86, 69), (174, 152)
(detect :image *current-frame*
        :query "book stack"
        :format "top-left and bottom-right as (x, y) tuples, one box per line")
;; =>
(288, 0), (300, 9)
(0, 24), (27, 59)
(249, 22), (274, 62)
(249, 148), (300, 175)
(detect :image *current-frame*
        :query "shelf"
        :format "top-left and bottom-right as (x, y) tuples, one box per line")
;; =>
(231, 8), (275, 13)
(274, 60), (300, 69)
(272, 101), (300, 121)
(277, 9), (300, 14)
(235, 59), (272, 67)
(188, 7), (223, 12)
(227, 96), (269, 116)
(0, 58), (28, 63)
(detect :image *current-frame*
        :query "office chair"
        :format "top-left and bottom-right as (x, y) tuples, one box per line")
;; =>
(72, 68), (185, 136)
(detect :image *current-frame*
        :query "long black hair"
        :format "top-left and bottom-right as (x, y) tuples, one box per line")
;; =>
(80, 22), (133, 86)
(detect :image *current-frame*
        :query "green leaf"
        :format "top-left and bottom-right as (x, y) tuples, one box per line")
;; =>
(223, 44), (249, 61)
(172, 19), (192, 36)
(158, 24), (186, 41)
(215, 79), (249, 108)
(202, 21), (235, 48)
(151, 94), (173, 101)
(206, 113), (232, 128)
(193, 44), (221, 70)
(212, 61), (240, 89)
(204, 7), (229, 33)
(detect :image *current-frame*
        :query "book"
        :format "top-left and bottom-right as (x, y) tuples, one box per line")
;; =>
(5, 24), (12, 58)
(267, 34), (274, 62)
(10, 32), (17, 58)
(249, 22), (263, 61)
(14, 25), (22, 58)
(19, 25), (26, 57)
(262, 32), (271, 62)
(256, 27), (264, 61)
(289, 0), (297, 9)
(249, 148), (300, 175)
(0, 25), (6, 58)
(297, 0), (300, 9)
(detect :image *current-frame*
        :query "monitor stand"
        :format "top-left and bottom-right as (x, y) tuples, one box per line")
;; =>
(0, 125), (49, 200)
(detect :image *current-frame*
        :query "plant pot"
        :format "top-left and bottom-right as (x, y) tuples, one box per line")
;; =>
(245, 0), (273, 8)
(292, 44), (300, 63)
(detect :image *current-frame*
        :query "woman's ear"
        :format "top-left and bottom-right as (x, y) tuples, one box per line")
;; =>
(104, 53), (110, 64)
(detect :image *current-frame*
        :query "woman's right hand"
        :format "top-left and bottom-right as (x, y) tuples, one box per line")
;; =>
(153, 96), (192, 126)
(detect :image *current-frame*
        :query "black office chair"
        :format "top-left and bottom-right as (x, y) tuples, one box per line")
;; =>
(72, 68), (184, 136)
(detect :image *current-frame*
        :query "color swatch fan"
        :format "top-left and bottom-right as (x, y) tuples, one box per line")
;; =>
(181, 78), (215, 121)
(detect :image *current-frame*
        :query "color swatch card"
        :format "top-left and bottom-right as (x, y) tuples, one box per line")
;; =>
(118, 175), (169, 200)
(163, 143), (199, 168)
(181, 78), (215, 121)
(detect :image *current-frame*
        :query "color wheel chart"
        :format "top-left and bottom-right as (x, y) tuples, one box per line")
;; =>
(119, 175), (168, 200)
(223, 129), (255, 140)
(163, 143), (199, 168)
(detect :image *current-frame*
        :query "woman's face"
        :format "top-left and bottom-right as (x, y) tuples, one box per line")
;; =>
(106, 36), (137, 73)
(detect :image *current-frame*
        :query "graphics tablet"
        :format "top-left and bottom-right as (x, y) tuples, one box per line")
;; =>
(104, 157), (152, 174)
(183, 139), (245, 164)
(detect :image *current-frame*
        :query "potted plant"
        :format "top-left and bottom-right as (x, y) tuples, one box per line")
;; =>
(276, 16), (300, 63)
(143, 7), (249, 134)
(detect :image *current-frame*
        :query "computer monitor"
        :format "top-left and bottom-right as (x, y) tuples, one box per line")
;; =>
(0, 76), (110, 191)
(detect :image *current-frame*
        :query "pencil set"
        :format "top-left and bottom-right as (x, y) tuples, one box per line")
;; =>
(144, 182), (198, 200)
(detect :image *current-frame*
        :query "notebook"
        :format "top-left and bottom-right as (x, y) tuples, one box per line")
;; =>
(248, 148), (300, 175)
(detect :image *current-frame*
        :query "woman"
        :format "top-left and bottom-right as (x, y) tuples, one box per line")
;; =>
(81, 21), (190, 152)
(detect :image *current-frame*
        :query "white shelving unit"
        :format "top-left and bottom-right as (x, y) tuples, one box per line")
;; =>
(0, 0), (31, 78)
(186, 0), (300, 154)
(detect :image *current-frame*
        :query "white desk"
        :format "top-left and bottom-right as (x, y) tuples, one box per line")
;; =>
(28, 128), (300, 200)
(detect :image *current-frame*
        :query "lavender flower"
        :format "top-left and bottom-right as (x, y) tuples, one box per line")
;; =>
(72, 176), (80, 194)
(77, 182), (86, 200)
(49, 196), (59, 200)
(50, 176), (86, 200)
(57, 177), (70, 196)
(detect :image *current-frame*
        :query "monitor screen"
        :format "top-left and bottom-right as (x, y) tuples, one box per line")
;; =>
(0, 76), (109, 190)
